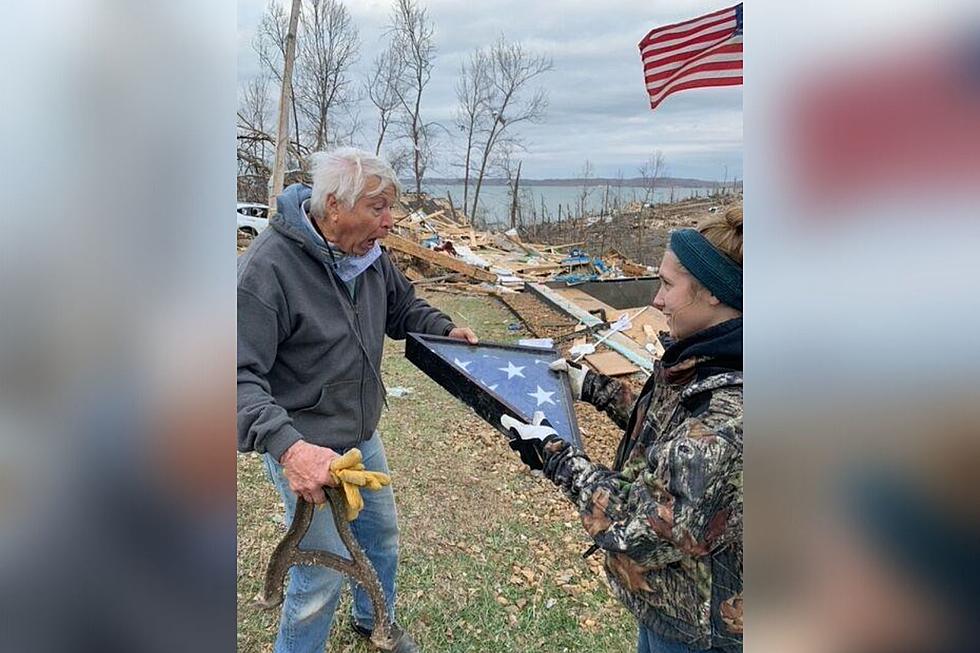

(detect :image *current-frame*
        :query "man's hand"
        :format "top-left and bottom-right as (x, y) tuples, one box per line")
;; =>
(501, 411), (564, 471)
(447, 327), (478, 344)
(280, 440), (340, 504)
(549, 358), (587, 400)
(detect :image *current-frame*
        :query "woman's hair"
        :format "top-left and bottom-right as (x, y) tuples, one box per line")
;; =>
(308, 147), (401, 217)
(697, 205), (742, 265)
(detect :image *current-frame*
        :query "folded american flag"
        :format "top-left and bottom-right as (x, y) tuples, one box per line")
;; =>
(640, 3), (743, 110)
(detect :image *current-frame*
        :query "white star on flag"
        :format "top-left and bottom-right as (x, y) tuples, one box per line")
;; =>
(499, 361), (525, 379)
(454, 358), (471, 371)
(529, 385), (556, 406)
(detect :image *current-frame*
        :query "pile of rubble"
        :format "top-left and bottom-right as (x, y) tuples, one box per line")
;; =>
(387, 194), (657, 296)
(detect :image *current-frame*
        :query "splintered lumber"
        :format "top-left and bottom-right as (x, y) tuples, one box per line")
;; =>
(511, 263), (564, 274)
(385, 233), (496, 283)
(547, 242), (585, 251)
(621, 261), (651, 277)
(605, 248), (654, 277)
(585, 351), (640, 376)
(504, 231), (544, 257)
(403, 266), (423, 282)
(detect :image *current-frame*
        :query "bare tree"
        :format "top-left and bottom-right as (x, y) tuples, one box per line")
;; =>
(577, 159), (594, 219)
(639, 150), (666, 204)
(237, 73), (307, 186)
(386, 144), (413, 181)
(366, 45), (406, 155)
(388, 0), (436, 194)
(494, 143), (524, 230)
(294, 0), (360, 151)
(453, 48), (493, 215)
(637, 151), (666, 262)
(470, 36), (552, 221)
(237, 74), (276, 201)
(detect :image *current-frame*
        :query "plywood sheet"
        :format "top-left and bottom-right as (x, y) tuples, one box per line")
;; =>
(585, 350), (640, 376)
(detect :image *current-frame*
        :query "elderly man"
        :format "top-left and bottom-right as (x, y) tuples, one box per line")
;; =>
(238, 147), (477, 653)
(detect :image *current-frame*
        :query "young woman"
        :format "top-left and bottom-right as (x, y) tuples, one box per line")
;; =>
(506, 207), (743, 653)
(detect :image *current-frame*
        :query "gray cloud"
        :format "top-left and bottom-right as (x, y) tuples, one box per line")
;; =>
(238, 0), (742, 179)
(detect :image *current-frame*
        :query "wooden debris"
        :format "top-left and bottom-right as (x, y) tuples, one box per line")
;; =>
(384, 233), (496, 283)
(584, 351), (640, 377)
(403, 266), (423, 282)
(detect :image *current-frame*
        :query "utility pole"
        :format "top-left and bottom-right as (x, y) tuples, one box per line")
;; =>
(268, 0), (302, 215)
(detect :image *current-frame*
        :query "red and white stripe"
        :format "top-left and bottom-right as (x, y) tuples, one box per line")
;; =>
(639, 4), (743, 110)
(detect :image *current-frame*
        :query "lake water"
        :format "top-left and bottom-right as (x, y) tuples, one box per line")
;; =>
(420, 183), (716, 228)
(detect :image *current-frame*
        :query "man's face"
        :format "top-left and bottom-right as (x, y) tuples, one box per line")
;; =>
(651, 251), (720, 340)
(325, 176), (396, 255)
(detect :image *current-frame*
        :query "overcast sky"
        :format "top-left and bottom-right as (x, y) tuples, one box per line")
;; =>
(237, 0), (743, 181)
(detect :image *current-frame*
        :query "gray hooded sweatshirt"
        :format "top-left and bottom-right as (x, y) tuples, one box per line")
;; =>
(237, 183), (455, 460)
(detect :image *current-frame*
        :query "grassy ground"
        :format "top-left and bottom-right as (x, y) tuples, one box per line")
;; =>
(237, 290), (635, 652)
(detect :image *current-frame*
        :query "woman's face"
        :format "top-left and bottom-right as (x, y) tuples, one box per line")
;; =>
(652, 251), (724, 340)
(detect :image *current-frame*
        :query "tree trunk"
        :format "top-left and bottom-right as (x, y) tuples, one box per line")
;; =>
(509, 160), (521, 230)
(412, 80), (423, 194)
(462, 126), (474, 218)
(375, 123), (385, 155)
(470, 122), (499, 221)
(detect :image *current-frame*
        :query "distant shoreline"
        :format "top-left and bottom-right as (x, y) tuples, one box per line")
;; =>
(416, 177), (739, 189)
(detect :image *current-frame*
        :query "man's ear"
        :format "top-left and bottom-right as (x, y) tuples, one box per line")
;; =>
(324, 193), (339, 218)
(706, 293), (722, 306)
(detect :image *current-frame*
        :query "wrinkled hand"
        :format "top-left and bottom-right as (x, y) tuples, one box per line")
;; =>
(447, 327), (479, 344)
(329, 449), (391, 521)
(549, 358), (587, 400)
(501, 411), (563, 471)
(280, 440), (340, 505)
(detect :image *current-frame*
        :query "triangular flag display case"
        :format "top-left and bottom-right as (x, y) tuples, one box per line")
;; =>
(405, 333), (582, 447)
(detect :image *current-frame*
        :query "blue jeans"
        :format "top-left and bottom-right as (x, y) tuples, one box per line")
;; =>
(638, 626), (728, 653)
(264, 433), (399, 653)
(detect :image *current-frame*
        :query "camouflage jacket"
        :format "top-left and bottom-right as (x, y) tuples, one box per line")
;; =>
(543, 320), (743, 651)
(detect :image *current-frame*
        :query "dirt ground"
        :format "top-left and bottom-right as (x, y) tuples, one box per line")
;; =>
(237, 289), (636, 653)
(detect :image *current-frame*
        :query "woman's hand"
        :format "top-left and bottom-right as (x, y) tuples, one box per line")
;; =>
(548, 358), (587, 400)
(501, 411), (565, 471)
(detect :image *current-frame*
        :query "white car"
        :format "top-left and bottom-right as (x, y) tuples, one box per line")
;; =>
(237, 202), (269, 236)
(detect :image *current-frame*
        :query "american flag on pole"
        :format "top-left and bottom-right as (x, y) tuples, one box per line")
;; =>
(640, 3), (743, 110)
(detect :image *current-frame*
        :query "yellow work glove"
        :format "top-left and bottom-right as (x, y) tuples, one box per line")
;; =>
(327, 448), (391, 521)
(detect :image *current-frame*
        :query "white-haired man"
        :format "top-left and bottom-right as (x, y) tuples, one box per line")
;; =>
(238, 147), (477, 653)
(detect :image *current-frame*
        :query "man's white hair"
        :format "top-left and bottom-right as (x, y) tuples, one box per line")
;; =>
(308, 147), (401, 218)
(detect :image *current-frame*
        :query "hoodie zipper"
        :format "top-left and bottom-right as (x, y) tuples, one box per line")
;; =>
(333, 268), (366, 446)
(300, 212), (374, 447)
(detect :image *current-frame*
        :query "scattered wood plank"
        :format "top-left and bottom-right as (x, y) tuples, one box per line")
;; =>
(621, 261), (651, 277)
(585, 351), (640, 376)
(504, 232), (544, 257)
(404, 266), (423, 282)
(511, 263), (564, 274)
(384, 233), (497, 283)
